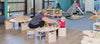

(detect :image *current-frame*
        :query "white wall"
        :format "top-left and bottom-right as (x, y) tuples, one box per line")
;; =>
(85, 0), (94, 13)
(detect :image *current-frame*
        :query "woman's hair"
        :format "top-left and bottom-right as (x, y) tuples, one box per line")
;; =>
(40, 9), (47, 15)
(57, 3), (61, 7)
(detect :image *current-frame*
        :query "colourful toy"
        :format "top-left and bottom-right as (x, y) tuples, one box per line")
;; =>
(45, 23), (49, 27)
(49, 24), (51, 27)
(58, 17), (66, 28)
(54, 23), (57, 25)
(51, 23), (54, 26)
(44, 22), (59, 28)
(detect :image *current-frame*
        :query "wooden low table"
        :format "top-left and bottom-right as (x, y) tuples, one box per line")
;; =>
(36, 27), (59, 42)
(8, 18), (31, 31)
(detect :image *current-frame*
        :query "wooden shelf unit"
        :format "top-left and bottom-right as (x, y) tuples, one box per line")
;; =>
(47, 9), (62, 16)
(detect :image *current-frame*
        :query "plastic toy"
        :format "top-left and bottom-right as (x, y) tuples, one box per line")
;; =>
(45, 23), (49, 27)
(49, 24), (52, 27)
(44, 23), (58, 27)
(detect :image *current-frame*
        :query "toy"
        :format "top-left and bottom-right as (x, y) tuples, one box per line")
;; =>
(45, 23), (49, 27)
(44, 23), (59, 28)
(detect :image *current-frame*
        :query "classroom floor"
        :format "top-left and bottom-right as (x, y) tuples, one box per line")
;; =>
(0, 13), (94, 44)
(0, 27), (85, 44)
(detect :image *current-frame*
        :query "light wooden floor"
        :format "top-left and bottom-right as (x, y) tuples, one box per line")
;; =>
(0, 25), (85, 44)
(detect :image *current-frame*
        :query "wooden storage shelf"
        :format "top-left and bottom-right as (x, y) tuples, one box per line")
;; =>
(47, 9), (62, 16)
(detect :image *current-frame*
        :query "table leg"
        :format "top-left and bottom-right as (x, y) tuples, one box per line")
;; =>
(40, 32), (42, 40)
(13, 22), (15, 31)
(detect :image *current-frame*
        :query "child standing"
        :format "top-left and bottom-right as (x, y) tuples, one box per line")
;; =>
(58, 17), (67, 36)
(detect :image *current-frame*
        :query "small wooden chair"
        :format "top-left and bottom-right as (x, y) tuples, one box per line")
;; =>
(27, 28), (35, 38)
(58, 28), (67, 36)
(5, 19), (13, 31)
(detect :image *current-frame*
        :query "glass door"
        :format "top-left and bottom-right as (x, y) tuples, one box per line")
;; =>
(43, 0), (55, 9)
(8, 0), (27, 17)
(94, 0), (100, 11)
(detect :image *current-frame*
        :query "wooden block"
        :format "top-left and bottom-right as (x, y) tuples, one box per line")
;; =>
(97, 11), (100, 15)
(5, 19), (13, 30)
(27, 29), (35, 35)
(96, 26), (100, 29)
(54, 9), (62, 16)
(46, 31), (56, 42)
(58, 28), (66, 36)
(89, 15), (99, 20)
(0, 0), (4, 2)
(21, 23), (28, 31)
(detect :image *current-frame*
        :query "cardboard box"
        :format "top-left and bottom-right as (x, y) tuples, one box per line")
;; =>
(5, 19), (13, 30)
(58, 28), (66, 36)
(46, 31), (56, 42)
(21, 22), (28, 31)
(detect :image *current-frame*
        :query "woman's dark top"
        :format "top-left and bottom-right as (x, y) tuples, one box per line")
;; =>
(29, 14), (44, 25)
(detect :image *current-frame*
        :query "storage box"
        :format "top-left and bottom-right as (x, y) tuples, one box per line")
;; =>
(5, 19), (13, 30)
(21, 22), (28, 31)
(46, 31), (56, 42)
(96, 26), (100, 29)
(58, 28), (66, 36)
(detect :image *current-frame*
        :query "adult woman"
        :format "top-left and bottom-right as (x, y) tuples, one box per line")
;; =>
(29, 9), (57, 28)
(56, 3), (62, 9)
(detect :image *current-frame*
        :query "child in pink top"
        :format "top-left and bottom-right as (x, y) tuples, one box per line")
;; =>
(58, 17), (66, 28)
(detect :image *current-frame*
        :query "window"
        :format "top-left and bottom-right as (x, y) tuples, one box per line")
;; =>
(8, 0), (27, 16)
(43, 0), (55, 9)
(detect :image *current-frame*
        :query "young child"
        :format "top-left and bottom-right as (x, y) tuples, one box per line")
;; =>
(58, 17), (66, 28)
(58, 17), (67, 36)
(48, 3), (52, 9)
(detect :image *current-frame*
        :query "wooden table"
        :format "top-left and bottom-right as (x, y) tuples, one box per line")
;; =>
(36, 27), (59, 42)
(9, 18), (31, 31)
